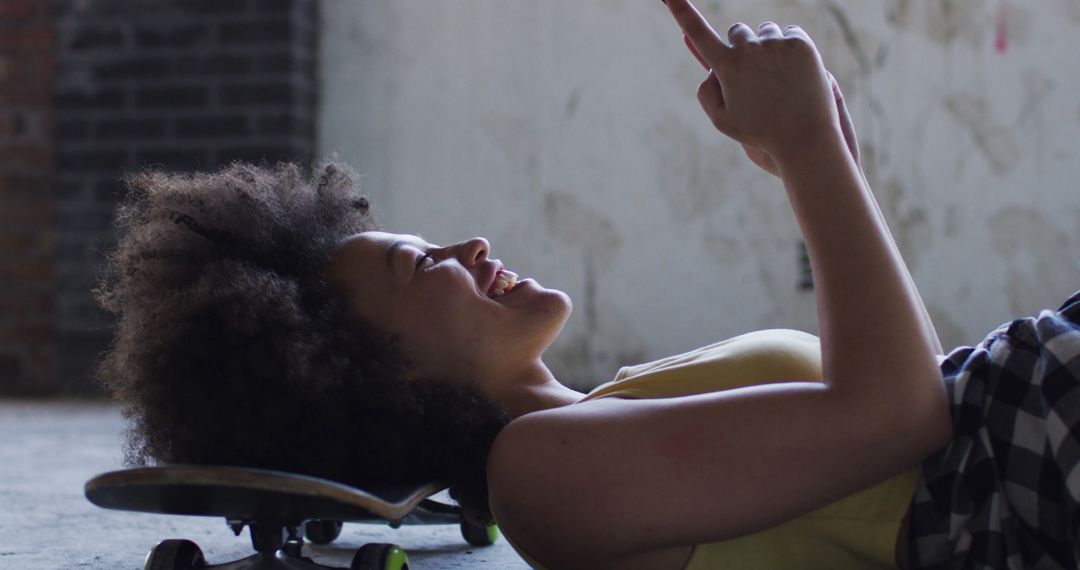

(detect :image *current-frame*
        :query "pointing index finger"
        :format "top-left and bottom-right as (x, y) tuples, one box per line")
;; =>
(664, 0), (730, 68)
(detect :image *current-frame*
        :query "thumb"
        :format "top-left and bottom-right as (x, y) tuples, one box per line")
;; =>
(697, 71), (735, 137)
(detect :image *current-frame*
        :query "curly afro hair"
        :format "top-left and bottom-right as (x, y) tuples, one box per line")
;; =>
(93, 161), (512, 526)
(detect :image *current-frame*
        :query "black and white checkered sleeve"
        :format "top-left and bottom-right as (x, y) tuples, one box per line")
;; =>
(907, 289), (1080, 570)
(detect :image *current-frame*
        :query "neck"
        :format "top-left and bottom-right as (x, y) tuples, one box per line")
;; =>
(490, 359), (586, 419)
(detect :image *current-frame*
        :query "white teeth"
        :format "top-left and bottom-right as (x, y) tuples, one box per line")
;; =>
(489, 269), (519, 298)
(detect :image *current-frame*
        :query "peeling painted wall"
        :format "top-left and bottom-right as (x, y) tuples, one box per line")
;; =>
(318, 1), (1080, 388)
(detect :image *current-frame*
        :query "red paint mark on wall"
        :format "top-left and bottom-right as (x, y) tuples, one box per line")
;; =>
(995, 0), (1008, 53)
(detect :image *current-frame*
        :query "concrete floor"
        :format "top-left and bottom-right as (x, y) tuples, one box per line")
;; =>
(0, 399), (531, 569)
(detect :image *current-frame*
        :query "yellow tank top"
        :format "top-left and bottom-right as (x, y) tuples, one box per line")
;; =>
(496, 329), (919, 569)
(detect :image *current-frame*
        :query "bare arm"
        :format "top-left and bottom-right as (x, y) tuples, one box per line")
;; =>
(775, 126), (944, 407)
(487, 7), (952, 568)
(671, 4), (950, 433)
(694, 28), (945, 356)
(832, 81), (944, 356)
(685, 25), (944, 356)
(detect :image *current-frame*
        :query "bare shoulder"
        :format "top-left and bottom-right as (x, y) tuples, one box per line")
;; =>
(488, 399), (694, 570)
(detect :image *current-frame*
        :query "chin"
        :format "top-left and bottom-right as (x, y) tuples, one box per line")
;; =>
(541, 287), (572, 317)
(519, 287), (571, 340)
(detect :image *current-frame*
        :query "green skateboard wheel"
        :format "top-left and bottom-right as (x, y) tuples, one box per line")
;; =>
(351, 542), (409, 570)
(461, 520), (500, 546)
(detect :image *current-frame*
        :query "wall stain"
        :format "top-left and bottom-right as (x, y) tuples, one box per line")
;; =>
(886, 0), (1030, 49)
(542, 191), (619, 336)
(550, 332), (592, 388)
(542, 191), (620, 258)
(551, 307), (647, 389)
(479, 113), (535, 167)
(564, 89), (581, 121)
(825, 2), (872, 74)
(1068, 0), (1080, 23)
(583, 249), (597, 334)
(880, 177), (931, 267)
(944, 205), (960, 238)
(1002, 3), (1034, 50)
(886, 0), (990, 47)
(945, 95), (1021, 175)
(547, 287), (647, 389)
(646, 114), (733, 221)
(543, 191), (643, 385)
(1017, 69), (1054, 125)
(885, 0), (911, 25)
(702, 228), (741, 268)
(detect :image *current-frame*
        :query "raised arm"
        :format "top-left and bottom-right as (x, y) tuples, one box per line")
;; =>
(682, 25), (943, 356)
(668, 2), (950, 438)
(672, 5), (946, 371)
(487, 6), (953, 568)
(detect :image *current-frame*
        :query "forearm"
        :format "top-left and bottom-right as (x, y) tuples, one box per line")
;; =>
(776, 133), (946, 422)
(858, 170), (944, 355)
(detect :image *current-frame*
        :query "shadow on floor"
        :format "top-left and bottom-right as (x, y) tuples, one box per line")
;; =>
(0, 399), (529, 569)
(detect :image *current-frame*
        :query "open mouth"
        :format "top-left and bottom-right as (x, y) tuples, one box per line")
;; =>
(486, 269), (518, 298)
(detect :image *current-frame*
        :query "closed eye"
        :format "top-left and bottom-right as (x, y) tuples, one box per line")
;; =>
(415, 254), (433, 269)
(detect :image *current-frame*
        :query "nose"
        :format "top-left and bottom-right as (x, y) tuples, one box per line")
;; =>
(455, 237), (489, 266)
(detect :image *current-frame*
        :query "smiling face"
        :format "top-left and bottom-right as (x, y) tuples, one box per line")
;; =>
(325, 231), (572, 389)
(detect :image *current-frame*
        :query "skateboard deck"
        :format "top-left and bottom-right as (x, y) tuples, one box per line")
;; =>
(85, 465), (448, 526)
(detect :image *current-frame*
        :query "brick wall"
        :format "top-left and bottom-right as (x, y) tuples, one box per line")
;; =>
(0, 0), (56, 395)
(0, 0), (317, 395)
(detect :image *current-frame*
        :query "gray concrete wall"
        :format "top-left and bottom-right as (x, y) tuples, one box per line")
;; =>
(318, 1), (1080, 388)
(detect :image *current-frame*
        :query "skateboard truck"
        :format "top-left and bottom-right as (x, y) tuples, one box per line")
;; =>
(224, 520), (302, 555)
(85, 465), (501, 570)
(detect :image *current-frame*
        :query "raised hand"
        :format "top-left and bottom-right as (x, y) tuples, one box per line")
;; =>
(741, 73), (862, 178)
(662, 1), (952, 476)
(662, 0), (843, 167)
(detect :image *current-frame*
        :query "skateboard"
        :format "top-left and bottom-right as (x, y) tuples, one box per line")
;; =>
(84, 465), (501, 570)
